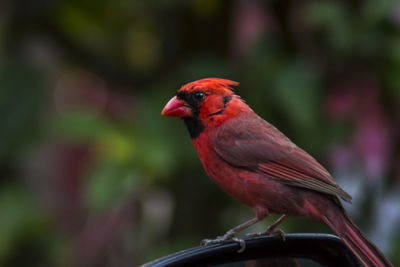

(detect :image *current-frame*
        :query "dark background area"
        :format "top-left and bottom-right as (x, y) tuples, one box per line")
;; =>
(0, 0), (399, 266)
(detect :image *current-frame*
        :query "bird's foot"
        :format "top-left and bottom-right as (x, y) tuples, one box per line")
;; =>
(246, 227), (286, 242)
(201, 230), (235, 246)
(201, 230), (246, 253)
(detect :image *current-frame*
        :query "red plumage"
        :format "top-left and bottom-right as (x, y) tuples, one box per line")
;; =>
(162, 78), (393, 267)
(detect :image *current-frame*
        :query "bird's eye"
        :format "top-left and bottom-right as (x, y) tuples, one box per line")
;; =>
(193, 91), (206, 102)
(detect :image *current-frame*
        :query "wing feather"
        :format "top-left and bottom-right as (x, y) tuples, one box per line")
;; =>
(213, 113), (351, 202)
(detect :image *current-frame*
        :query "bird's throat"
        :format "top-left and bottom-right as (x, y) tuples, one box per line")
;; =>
(182, 117), (204, 139)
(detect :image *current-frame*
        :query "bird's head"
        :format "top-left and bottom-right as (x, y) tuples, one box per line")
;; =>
(162, 78), (249, 138)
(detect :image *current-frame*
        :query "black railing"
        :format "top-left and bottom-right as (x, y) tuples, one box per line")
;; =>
(143, 233), (361, 267)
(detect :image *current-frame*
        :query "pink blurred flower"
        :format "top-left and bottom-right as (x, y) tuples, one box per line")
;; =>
(327, 74), (392, 185)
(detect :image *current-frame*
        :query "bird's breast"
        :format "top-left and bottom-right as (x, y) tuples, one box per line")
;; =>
(192, 132), (252, 205)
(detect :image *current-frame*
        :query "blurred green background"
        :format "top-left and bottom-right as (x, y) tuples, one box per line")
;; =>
(1, 0), (400, 266)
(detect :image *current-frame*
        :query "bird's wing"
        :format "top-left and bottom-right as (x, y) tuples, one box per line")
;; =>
(212, 114), (351, 202)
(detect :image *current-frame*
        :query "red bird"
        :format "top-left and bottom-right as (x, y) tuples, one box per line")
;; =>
(161, 78), (393, 267)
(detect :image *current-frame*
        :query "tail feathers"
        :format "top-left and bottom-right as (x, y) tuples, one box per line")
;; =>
(323, 210), (393, 267)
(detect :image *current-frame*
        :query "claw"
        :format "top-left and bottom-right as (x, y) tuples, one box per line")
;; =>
(200, 238), (215, 246)
(232, 237), (246, 253)
(274, 229), (286, 242)
(200, 237), (226, 246)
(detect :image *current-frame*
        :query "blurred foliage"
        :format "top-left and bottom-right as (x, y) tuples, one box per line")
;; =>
(0, 0), (400, 266)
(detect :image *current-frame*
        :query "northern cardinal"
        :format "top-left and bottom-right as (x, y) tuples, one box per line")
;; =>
(161, 78), (393, 267)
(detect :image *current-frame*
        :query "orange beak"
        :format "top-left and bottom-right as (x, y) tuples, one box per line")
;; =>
(161, 96), (192, 117)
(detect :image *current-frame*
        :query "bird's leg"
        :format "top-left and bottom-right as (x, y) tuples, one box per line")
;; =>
(201, 217), (260, 252)
(246, 215), (287, 241)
